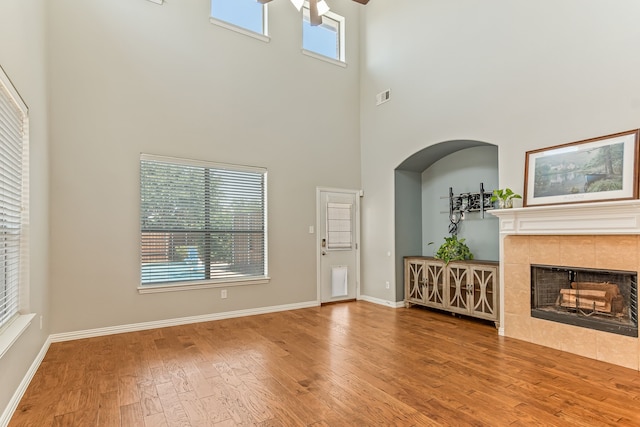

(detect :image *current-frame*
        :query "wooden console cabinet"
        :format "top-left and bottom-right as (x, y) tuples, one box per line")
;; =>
(404, 256), (499, 324)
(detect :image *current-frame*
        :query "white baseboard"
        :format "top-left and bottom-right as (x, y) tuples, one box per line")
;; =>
(50, 300), (320, 343)
(358, 294), (404, 308)
(0, 337), (51, 427)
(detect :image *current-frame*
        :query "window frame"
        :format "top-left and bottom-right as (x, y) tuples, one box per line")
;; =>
(209, 0), (270, 43)
(138, 154), (270, 294)
(302, 5), (346, 66)
(0, 64), (33, 359)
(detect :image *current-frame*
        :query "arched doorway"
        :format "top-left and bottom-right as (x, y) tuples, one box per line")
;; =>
(394, 140), (499, 299)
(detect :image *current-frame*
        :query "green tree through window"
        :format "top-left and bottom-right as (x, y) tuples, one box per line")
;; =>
(140, 156), (267, 286)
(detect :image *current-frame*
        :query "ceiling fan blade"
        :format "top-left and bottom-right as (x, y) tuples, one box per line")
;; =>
(352, 0), (369, 4)
(256, 0), (273, 3)
(309, 0), (322, 26)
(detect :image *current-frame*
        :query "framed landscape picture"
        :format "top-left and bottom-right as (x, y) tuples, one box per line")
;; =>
(524, 129), (640, 207)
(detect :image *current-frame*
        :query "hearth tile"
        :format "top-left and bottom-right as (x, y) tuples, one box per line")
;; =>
(530, 318), (563, 351)
(595, 331), (638, 370)
(503, 262), (529, 292)
(504, 236), (530, 264)
(529, 236), (560, 265)
(595, 235), (638, 271)
(559, 235), (596, 268)
(503, 286), (530, 316)
(504, 313), (531, 341)
(558, 325), (598, 360)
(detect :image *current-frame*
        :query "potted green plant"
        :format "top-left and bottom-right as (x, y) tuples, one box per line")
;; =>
(433, 235), (474, 264)
(490, 188), (522, 209)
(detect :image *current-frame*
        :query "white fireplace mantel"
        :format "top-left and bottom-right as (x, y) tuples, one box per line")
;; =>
(488, 199), (640, 235)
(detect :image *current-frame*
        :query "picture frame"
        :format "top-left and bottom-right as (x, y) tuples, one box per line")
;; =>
(524, 129), (640, 207)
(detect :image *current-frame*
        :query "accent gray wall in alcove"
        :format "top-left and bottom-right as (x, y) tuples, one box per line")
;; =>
(422, 146), (499, 261)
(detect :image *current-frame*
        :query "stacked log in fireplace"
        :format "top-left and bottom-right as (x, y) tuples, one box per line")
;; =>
(558, 282), (624, 316)
(531, 264), (638, 337)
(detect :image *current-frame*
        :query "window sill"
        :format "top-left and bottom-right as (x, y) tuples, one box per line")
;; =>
(209, 18), (270, 43)
(302, 49), (346, 68)
(0, 313), (36, 359)
(138, 277), (271, 294)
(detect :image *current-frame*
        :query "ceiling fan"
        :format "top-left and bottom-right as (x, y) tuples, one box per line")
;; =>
(257, 0), (369, 26)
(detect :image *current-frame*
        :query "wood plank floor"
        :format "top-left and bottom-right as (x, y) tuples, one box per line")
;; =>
(9, 301), (640, 426)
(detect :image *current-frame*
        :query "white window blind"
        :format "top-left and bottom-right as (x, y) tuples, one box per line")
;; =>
(0, 66), (28, 332)
(140, 155), (267, 287)
(326, 202), (352, 250)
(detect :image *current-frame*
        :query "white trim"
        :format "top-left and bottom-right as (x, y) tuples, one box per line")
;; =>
(0, 335), (50, 427)
(209, 17), (270, 43)
(138, 277), (270, 294)
(0, 314), (35, 360)
(50, 301), (319, 343)
(140, 153), (267, 175)
(358, 294), (404, 308)
(0, 65), (27, 112)
(301, 49), (347, 68)
(488, 199), (640, 235)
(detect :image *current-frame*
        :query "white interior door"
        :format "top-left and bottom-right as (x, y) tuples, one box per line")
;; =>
(317, 189), (360, 303)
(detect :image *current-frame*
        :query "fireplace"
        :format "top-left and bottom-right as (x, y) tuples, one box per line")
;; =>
(490, 201), (640, 370)
(531, 264), (638, 337)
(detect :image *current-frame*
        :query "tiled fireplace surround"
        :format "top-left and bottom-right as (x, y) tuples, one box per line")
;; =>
(490, 200), (640, 371)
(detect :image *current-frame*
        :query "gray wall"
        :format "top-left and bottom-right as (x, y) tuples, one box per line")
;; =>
(47, 0), (362, 333)
(360, 0), (640, 303)
(422, 146), (499, 261)
(394, 170), (422, 300)
(0, 0), (50, 417)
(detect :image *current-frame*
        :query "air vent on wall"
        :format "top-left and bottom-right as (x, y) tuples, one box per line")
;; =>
(376, 89), (391, 106)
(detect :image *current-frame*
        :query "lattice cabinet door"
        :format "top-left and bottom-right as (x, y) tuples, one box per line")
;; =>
(446, 263), (470, 315)
(469, 264), (499, 321)
(423, 260), (445, 308)
(405, 258), (426, 306)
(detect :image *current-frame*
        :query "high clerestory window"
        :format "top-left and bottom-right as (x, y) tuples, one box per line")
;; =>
(303, 6), (345, 64)
(210, 0), (269, 41)
(139, 155), (268, 292)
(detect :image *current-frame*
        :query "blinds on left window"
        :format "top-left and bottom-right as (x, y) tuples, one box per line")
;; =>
(0, 66), (28, 332)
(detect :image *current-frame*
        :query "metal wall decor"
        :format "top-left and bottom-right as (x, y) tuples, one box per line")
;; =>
(446, 183), (493, 235)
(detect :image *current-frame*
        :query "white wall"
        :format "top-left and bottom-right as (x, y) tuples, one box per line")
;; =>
(47, 0), (362, 333)
(360, 0), (640, 301)
(0, 0), (50, 417)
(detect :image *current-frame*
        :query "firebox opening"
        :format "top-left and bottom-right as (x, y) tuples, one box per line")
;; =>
(531, 264), (638, 338)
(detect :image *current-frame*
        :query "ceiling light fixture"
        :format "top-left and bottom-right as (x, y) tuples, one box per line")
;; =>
(290, 0), (304, 11)
(317, 0), (330, 16)
(257, 0), (369, 27)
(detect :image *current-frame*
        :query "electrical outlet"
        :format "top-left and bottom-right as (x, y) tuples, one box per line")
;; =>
(39, 315), (43, 330)
(221, 289), (228, 299)
(385, 281), (390, 289)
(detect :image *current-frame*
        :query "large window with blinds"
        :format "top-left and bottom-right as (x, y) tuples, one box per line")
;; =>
(140, 155), (268, 289)
(0, 66), (29, 334)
